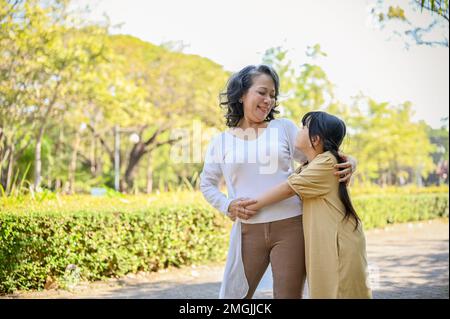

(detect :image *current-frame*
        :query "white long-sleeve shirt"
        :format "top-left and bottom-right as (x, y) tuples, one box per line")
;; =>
(199, 118), (306, 298)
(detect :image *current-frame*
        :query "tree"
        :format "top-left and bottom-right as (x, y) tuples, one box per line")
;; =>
(261, 44), (440, 186)
(419, 0), (449, 21)
(424, 117), (449, 184)
(370, 0), (449, 48)
(261, 44), (335, 121)
(0, 0), (110, 192)
(86, 35), (229, 192)
(346, 97), (435, 185)
(1, 0), (39, 192)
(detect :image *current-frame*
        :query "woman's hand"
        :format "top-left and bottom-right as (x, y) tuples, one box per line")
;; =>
(227, 198), (259, 221)
(334, 154), (357, 185)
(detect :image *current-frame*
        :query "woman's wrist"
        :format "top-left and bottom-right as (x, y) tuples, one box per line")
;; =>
(246, 202), (260, 211)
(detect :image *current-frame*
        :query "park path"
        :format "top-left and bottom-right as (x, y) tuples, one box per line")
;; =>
(3, 218), (448, 299)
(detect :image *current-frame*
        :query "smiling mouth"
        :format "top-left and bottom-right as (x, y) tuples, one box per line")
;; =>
(257, 105), (269, 113)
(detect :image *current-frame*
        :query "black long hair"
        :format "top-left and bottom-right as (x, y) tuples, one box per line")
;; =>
(220, 65), (280, 127)
(301, 111), (361, 230)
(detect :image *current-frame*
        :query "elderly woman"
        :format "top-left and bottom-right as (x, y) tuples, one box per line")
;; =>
(200, 65), (355, 299)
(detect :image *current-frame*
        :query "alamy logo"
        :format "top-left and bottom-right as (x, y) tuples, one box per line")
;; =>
(170, 121), (281, 174)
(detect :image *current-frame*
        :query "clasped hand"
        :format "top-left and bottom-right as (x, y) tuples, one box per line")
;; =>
(227, 198), (258, 221)
(226, 156), (355, 221)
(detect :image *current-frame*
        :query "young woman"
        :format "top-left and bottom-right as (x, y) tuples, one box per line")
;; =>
(246, 111), (372, 299)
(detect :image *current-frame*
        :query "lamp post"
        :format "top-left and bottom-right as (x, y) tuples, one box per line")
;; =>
(114, 125), (140, 192)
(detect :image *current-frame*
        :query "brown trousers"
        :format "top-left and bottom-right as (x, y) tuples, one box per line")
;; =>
(241, 215), (306, 299)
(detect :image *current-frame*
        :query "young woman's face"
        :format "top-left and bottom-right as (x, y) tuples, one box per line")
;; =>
(241, 74), (276, 124)
(295, 123), (311, 151)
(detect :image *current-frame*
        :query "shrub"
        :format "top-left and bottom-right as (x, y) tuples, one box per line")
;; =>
(0, 191), (448, 293)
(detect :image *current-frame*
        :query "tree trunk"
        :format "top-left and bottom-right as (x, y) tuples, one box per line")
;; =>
(90, 132), (96, 175)
(387, 169), (392, 185)
(95, 138), (102, 178)
(122, 128), (180, 192)
(377, 161), (383, 186)
(68, 130), (81, 194)
(0, 128), (4, 185)
(5, 144), (14, 194)
(53, 125), (64, 191)
(146, 154), (153, 194)
(0, 143), (11, 191)
(33, 81), (61, 191)
(55, 179), (62, 192)
(34, 132), (43, 191)
(123, 142), (146, 192)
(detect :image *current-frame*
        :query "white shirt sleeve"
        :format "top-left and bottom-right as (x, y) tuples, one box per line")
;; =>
(199, 135), (233, 214)
(281, 118), (307, 164)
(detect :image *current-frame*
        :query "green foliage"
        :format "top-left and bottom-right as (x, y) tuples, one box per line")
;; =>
(426, 119), (449, 161)
(1, 0), (448, 195)
(349, 184), (448, 196)
(262, 45), (334, 120)
(371, 0), (449, 47)
(419, 0), (449, 21)
(345, 98), (436, 185)
(354, 193), (448, 228)
(0, 193), (231, 293)
(0, 0), (229, 194)
(263, 48), (442, 187)
(0, 191), (448, 293)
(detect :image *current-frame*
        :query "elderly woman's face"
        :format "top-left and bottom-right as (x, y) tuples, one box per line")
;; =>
(241, 74), (276, 124)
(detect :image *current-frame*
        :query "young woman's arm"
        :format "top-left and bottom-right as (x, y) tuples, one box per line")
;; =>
(244, 155), (334, 218)
(246, 182), (296, 211)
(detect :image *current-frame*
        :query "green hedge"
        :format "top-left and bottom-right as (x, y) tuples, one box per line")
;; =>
(0, 205), (230, 293)
(0, 192), (448, 294)
(354, 193), (449, 228)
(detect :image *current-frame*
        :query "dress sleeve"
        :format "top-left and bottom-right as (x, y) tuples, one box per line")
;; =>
(287, 155), (334, 199)
(281, 118), (307, 164)
(199, 135), (233, 214)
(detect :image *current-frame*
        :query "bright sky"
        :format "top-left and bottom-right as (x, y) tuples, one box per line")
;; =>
(75, 0), (449, 128)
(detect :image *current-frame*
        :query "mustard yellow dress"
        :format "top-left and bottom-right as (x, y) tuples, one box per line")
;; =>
(287, 151), (372, 299)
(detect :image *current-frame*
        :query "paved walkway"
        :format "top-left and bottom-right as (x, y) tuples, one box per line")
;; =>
(3, 219), (449, 299)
